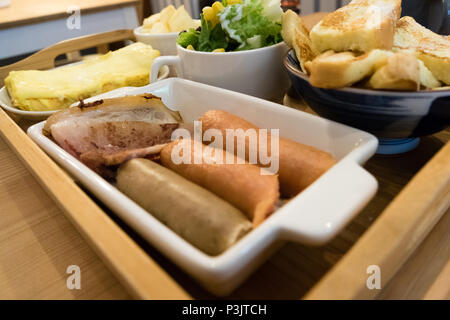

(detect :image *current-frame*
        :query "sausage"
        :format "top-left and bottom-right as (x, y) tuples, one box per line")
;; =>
(117, 158), (252, 256)
(198, 110), (336, 197)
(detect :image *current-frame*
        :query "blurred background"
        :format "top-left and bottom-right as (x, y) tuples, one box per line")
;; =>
(0, 0), (448, 66)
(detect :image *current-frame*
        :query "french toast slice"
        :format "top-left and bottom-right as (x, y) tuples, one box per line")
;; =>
(393, 16), (450, 85)
(305, 49), (393, 88)
(310, 0), (402, 53)
(368, 52), (420, 90)
(378, 48), (441, 89)
(281, 10), (318, 73)
(417, 60), (442, 89)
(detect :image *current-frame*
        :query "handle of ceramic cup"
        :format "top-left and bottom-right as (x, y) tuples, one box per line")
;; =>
(150, 56), (182, 83)
(277, 161), (378, 246)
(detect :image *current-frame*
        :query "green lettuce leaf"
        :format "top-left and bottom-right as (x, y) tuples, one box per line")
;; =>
(219, 0), (282, 50)
(198, 15), (229, 52)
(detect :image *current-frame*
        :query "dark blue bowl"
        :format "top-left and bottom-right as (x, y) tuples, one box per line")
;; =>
(284, 50), (450, 140)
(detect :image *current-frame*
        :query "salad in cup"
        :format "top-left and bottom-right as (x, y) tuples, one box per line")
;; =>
(177, 0), (284, 52)
(150, 0), (289, 101)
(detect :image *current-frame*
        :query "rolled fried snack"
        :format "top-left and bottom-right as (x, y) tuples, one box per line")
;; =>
(160, 139), (279, 227)
(117, 158), (251, 256)
(198, 110), (336, 198)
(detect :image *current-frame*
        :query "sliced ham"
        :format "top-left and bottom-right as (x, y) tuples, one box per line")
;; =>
(44, 94), (182, 177)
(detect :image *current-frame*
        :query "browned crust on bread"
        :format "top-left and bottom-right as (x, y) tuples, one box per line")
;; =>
(311, 0), (402, 52)
(282, 10), (318, 73)
(320, 0), (401, 31)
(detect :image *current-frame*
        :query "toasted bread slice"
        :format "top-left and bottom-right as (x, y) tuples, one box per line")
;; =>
(394, 16), (450, 85)
(432, 86), (450, 91)
(281, 10), (318, 73)
(417, 59), (442, 89)
(368, 52), (420, 90)
(305, 49), (393, 88)
(310, 0), (401, 53)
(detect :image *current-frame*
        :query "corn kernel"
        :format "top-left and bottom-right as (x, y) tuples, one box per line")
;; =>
(212, 2), (224, 13)
(227, 0), (242, 5)
(213, 48), (225, 52)
(202, 7), (215, 21)
(203, 6), (221, 27)
(186, 45), (195, 51)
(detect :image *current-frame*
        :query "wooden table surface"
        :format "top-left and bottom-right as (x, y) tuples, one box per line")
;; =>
(0, 103), (448, 299)
(0, 9), (448, 299)
(0, 0), (141, 29)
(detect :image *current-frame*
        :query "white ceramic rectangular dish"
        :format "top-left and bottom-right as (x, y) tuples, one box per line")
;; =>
(27, 78), (378, 296)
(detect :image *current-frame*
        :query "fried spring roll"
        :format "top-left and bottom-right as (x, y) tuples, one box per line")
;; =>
(160, 139), (279, 226)
(199, 110), (336, 197)
(117, 158), (251, 256)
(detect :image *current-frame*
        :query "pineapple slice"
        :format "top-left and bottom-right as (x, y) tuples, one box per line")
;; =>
(168, 6), (200, 32)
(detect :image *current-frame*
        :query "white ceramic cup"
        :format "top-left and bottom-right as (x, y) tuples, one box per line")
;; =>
(133, 27), (179, 56)
(150, 42), (291, 102)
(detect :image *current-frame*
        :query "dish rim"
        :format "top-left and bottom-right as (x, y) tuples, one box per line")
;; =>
(133, 20), (201, 38)
(175, 40), (287, 55)
(133, 26), (180, 37)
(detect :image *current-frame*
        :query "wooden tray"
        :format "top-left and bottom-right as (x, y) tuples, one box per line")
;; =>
(0, 30), (190, 299)
(0, 31), (449, 299)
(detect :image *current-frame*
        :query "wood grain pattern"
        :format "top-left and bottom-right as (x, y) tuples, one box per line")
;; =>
(379, 209), (450, 300)
(423, 260), (450, 300)
(300, 11), (329, 31)
(304, 142), (450, 299)
(0, 0), (141, 29)
(0, 135), (130, 299)
(0, 29), (135, 87)
(0, 107), (191, 300)
(0, 108), (448, 299)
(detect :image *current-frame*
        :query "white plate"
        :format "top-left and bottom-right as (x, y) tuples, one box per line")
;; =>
(0, 65), (169, 121)
(27, 78), (378, 296)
